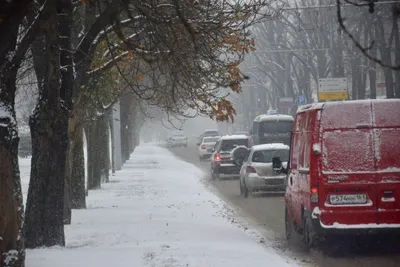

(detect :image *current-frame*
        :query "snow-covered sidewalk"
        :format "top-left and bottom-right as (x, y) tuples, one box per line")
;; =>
(24, 144), (298, 267)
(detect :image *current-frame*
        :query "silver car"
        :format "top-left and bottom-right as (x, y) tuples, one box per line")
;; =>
(239, 143), (289, 198)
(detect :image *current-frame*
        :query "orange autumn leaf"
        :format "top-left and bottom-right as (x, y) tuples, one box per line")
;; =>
(136, 73), (144, 81)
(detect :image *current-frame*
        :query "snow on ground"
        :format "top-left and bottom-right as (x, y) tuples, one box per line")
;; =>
(21, 144), (298, 267)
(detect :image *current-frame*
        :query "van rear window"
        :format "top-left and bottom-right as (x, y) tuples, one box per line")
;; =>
(260, 121), (292, 134)
(322, 130), (374, 173)
(321, 102), (372, 130)
(375, 128), (400, 171)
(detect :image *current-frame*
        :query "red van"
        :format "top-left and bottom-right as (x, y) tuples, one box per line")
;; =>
(285, 99), (400, 247)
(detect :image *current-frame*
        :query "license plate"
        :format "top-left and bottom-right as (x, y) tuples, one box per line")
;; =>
(265, 179), (283, 185)
(329, 194), (367, 205)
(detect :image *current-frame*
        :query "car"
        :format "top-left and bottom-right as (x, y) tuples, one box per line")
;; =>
(239, 143), (289, 198)
(197, 136), (220, 161)
(285, 99), (400, 248)
(232, 131), (249, 136)
(167, 131), (188, 148)
(198, 129), (219, 142)
(202, 129), (219, 137)
(210, 134), (252, 180)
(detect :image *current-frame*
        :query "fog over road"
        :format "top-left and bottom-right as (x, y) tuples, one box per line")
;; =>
(169, 142), (400, 267)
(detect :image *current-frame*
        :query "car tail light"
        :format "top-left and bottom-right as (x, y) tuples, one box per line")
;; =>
(246, 166), (256, 173)
(214, 153), (221, 163)
(311, 186), (318, 203)
(201, 144), (206, 149)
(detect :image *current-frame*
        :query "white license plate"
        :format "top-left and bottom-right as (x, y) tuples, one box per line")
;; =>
(329, 194), (367, 205)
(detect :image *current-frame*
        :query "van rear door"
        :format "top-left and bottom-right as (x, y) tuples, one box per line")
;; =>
(373, 100), (400, 224)
(319, 101), (378, 226)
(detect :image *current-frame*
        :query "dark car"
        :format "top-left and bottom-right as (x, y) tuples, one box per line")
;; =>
(210, 135), (252, 180)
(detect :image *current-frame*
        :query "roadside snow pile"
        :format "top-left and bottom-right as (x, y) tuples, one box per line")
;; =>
(23, 144), (297, 267)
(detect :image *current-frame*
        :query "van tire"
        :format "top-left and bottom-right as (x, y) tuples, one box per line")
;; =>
(302, 216), (316, 248)
(285, 207), (292, 240)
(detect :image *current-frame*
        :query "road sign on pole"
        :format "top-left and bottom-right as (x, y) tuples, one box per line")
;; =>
(318, 78), (348, 101)
(279, 97), (294, 109)
(297, 95), (306, 105)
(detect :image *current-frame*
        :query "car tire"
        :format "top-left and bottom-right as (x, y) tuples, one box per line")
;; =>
(211, 168), (217, 180)
(285, 207), (292, 240)
(302, 215), (316, 248)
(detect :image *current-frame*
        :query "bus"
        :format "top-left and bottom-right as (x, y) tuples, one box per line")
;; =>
(251, 114), (294, 145)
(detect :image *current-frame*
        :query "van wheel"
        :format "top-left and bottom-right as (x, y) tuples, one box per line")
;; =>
(302, 216), (316, 248)
(285, 207), (292, 240)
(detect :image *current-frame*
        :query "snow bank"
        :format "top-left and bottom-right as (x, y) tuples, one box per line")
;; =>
(22, 144), (297, 267)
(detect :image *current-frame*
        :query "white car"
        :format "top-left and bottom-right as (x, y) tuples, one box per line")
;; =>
(239, 143), (289, 198)
(197, 136), (220, 161)
(167, 132), (188, 148)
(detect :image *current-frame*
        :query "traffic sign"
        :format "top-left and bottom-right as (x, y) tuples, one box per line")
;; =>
(318, 78), (348, 101)
(279, 97), (293, 109)
(297, 95), (306, 105)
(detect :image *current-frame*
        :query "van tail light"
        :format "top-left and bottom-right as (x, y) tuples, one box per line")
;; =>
(246, 166), (256, 173)
(214, 153), (221, 163)
(311, 186), (318, 203)
(201, 144), (206, 149)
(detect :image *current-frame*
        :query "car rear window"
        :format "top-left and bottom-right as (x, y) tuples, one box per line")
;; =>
(203, 137), (219, 143)
(220, 139), (248, 151)
(252, 149), (289, 163)
(204, 131), (218, 135)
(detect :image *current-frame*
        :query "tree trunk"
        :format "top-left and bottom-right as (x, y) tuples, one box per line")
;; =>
(120, 94), (133, 163)
(375, 12), (394, 98)
(0, 6), (29, 266)
(332, 30), (345, 78)
(367, 13), (377, 99)
(63, 161), (71, 225)
(393, 13), (400, 98)
(25, 1), (68, 248)
(99, 114), (110, 183)
(69, 124), (86, 209)
(59, 0), (74, 224)
(0, 71), (25, 267)
(109, 115), (116, 174)
(86, 120), (101, 190)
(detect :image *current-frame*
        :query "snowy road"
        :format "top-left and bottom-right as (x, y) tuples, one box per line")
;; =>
(170, 143), (400, 267)
(22, 144), (298, 267)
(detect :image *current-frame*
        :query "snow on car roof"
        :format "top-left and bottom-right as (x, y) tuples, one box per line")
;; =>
(220, 134), (248, 140)
(254, 114), (294, 122)
(252, 143), (289, 151)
